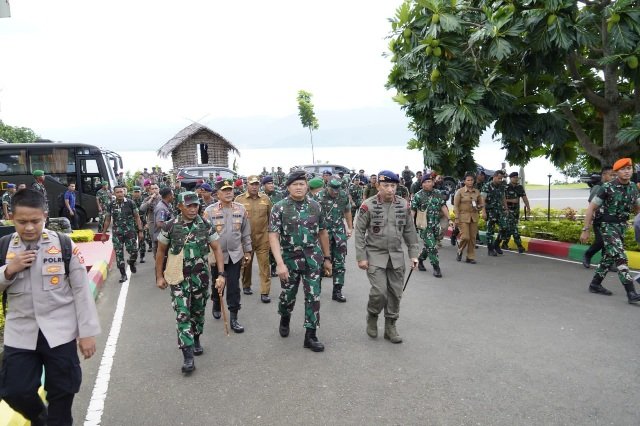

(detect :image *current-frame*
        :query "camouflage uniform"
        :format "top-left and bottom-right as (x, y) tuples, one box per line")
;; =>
(265, 189), (284, 205)
(31, 181), (48, 213)
(317, 187), (351, 291)
(481, 181), (507, 251)
(274, 170), (286, 188)
(158, 214), (218, 348)
(105, 198), (139, 269)
(96, 188), (112, 232)
(172, 186), (186, 212)
(1, 191), (12, 219)
(349, 183), (364, 218)
(591, 180), (640, 286)
(411, 189), (445, 268)
(269, 196), (326, 329)
(395, 184), (410, 200)
(503, 183), (526, 248)
(132, 194), (147, 256)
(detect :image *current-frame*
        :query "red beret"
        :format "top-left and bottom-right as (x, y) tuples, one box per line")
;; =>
(613, 158), (632, 171)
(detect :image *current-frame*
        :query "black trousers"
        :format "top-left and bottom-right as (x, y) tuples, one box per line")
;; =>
(211, 258), (242, 312)
(584, 223), (604, 260)
(64, 209), (79, 230)
(0, 331), (80, 426)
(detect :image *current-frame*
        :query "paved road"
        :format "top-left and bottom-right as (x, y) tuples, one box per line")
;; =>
(525, 188), (589, 210)
(72, 238), (640, 425)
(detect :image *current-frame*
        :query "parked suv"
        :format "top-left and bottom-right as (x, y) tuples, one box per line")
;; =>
(177, 165), (235, 190)
(293, 164), (354, 178)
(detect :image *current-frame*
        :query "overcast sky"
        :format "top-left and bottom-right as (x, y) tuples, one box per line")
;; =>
(0, 0), (400, 131)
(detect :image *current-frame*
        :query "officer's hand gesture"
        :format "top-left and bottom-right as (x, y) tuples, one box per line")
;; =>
(276, 262), (289, 282)
(5, 249), (38, 278)
(156, 276), (168, 290)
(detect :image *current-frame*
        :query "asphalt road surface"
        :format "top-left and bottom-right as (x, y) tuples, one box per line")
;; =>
(73, 238), (640, 425)
(524, 188), (589, 211)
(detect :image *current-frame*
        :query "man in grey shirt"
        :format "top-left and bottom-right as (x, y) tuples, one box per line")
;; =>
(152, 188), (174, 256)
(203, 179), (252, 333)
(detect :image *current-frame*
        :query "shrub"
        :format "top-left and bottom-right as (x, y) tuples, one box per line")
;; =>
(70, 229), (95, 243)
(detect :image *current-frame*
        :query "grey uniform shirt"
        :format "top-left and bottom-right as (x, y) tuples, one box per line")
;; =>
(354, 194), (419, 269)
(153, 200), (173, 241)
(203, 202), (252, 264)
(0, 230), (101, 350)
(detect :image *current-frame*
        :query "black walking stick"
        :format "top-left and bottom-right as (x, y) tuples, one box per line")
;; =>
(403, 267), (414, 292)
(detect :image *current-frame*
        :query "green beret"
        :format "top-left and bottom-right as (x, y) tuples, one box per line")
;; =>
(101, 181), (109, 186)
(308, 177), (324, 190)
(32, 170), (44, 177)
(328, 178), (342, 189)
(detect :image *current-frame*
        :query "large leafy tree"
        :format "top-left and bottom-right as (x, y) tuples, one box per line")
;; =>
(297, 90), (320, 164)
(0, 120), (39, 144)
(387, 0), (640, 177)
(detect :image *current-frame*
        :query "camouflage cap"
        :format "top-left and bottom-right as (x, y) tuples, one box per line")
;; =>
(32, 170), (44, 177)
(328, 178), (342, 189)
(179, 191), (200, 205)
(132, 186), (141, 192)
(308, 177), (324, 189)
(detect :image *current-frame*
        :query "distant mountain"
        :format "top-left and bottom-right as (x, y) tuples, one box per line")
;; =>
(38, 106), (415, 152)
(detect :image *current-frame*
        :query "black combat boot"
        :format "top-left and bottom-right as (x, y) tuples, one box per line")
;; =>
(517, 244), (526, 254)
(129, 259), (137, 273)
(589, 275), (612, 296)
(432, 264), (442, 278)
(193, 335), (203, 356)
(487, 244), (497, 257)
(139, 252), (145, 263)
(118, 265), (127, 283)
(181, 346), (195, 373)
(623, 282), (640, 304)
(279, 315), (291, 337)
(332, 285), (346, 302)
(501, 240), (510, 250)
(418, 259), (427, 271)
(212, 301), (221, 319)
(230, 311), (244, 333)
(494, 238), (503, 255)
(303, 328), (325, 352)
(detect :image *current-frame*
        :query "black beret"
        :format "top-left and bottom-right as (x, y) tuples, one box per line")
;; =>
(286, 170), (307, 186)
(509, 172), (519, 178)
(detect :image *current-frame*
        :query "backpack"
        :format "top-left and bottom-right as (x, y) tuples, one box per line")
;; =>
(0, 231), (73, 316)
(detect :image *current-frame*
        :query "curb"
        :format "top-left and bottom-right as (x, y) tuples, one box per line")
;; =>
(450, 229), (640, 269)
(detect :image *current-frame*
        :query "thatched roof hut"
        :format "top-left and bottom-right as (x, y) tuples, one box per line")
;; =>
(157, 123), (240, 170)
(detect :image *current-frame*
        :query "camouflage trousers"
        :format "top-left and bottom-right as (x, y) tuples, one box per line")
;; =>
(501, 210), (522, 246)
(113, 228), (138, 267)
(98, 212), (107, 233)
(278, 253), (322, 329)
(138, 223), (148, 256)
(170, 259), (210, 349)
(328, 230), (348, 286)
(485, 211), (507, 247)
(418, 224), (440, 266)
(593, 223), (633, 285)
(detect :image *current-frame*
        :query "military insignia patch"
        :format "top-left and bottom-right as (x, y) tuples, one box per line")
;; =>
(359, 204), (368, 215)
(47, 246), (61, 255)
(6, 252), (15, 260)
(373, 226), (381, 233)
(41, 233), (49, 240)
(50, 276), (60, 285)
(47, 266), (62, 274)
(72, 246), (80, 256)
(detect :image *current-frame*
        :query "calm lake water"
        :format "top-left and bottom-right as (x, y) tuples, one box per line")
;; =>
(120, 146), (562, 185)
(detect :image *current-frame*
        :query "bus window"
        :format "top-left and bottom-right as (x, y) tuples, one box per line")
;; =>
(80, 158), (101, 195)
(0, 149), (27, 175)
(81, 158), (100, 174)
(29, 148), (75, 184)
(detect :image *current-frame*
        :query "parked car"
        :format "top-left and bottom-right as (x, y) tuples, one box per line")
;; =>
(176, 165), (235, 190)
(293, 164), (354, 178)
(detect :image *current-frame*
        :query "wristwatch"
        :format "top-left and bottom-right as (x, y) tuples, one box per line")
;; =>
(324, 256), (331, 261)
(582, 227), (589, 231)
(218, 271), (227, 277)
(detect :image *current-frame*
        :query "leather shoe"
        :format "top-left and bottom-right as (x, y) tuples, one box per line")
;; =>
(432, 265), (442, 278)
(243, 288), (253, 295)
(456, 251), (462, 262)
(418, 260), (427, 271)
(582, 255), (591, 269)
(261, 294), (271, 303)
(212, 303), (221, 320)
(279, 315), (290, 337)
(465, 258), (477, 264)
(139, 257), (146, 264)
(303, 329), (324, 352)
(193, 336), (204, 356)
(589, 284), (613, 296)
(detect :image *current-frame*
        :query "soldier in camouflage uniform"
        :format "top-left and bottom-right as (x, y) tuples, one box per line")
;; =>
(156, 191), (226, 373)
(96, 181), (112, 234)
(130, 186), (148, 262)
(364, 175), (379, 199)
(101, 185), (143, 283)
(269, 170), (332, 352)
(581, 158), (640, 304)
(337, 171), (350, 191)
(349, 176), (364, 218)
(31, 170), (49, 215)
(1, 183), (16, 220)
(273, 167), (286, 188)
(411, 173), (449, 277)
(141, 182), (160, 253)
(317, 178), (353, 302)
(172, 179), (185, 213)
(481, 170), (508, 257)
(502, 172), (530, 253)
(307, 177), (324, 201)
(395, 181), (410, 201)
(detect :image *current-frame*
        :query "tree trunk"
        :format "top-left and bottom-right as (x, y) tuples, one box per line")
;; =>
(309, 128), (315, 164)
